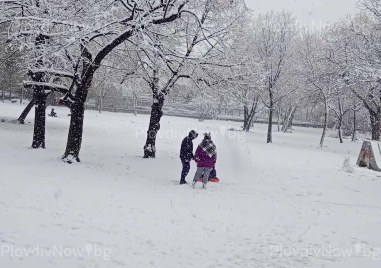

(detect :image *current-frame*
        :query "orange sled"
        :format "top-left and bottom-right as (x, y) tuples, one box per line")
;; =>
(196, 178), (220, 183)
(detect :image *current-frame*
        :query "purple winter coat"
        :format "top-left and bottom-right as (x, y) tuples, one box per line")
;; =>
(194, 146), (217, 168)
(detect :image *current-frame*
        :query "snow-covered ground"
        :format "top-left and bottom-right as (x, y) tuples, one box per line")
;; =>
(0, 102), (380, 268)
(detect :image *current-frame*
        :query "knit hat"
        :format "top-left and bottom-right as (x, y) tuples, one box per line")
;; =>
(204, 132), (211, 140)
(189, 130), (198, 139)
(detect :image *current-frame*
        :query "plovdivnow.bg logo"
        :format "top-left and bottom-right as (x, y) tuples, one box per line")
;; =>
(1, 243), (111, 261)
(269, 243), (381, 261)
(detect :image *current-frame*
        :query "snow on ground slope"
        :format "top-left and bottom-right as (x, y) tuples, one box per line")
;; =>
(0, 102), (380, 268)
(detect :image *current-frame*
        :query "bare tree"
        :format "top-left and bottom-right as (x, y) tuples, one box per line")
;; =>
(253, 12), (297, 143)
(325, 12), (381, 141)
(299, 30), (338, 148)
(134, 0), (246, 158)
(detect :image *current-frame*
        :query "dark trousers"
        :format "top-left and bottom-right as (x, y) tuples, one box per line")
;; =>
(209, 168), (217, 180)
(181, 159), (190, 180)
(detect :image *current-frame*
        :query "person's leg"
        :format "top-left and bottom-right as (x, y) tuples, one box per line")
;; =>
(193, 167), (205, 182)
(180, 160), (190, 184)
(202, 168), (213, 184)
(208, 168), (216, 181)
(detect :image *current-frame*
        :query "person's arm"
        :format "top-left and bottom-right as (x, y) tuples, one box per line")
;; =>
(180, 139), (186, 158)
(190, 142), (194, 160)
(182, 139), (191, 161)
(194, 146), (201, 162)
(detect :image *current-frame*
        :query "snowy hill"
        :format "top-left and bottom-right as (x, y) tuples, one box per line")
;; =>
(0, 102), (380, 268)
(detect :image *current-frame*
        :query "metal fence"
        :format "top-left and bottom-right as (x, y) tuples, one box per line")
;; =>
(2, 89), (328, 129)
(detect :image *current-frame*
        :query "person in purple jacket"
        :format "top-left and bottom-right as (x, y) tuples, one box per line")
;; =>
(192, 132), (217, 188)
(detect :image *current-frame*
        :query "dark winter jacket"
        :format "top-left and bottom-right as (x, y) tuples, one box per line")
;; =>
(180, 136), (194, 161)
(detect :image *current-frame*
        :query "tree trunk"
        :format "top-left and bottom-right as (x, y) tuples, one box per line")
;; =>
(243, 105), (249, 130)
(31, 89), (47, 149)
(243, 99), (258, 132)
(281, 107), (289, 131)
(133, 93), (138, 116)
(18, 97), (35, 124)
(63, 101), (85, 162)
(370, 111), (381, 141)
(338, 115), (343, 143)
(267, 90), (274, 143)
(247, 112), (256, 131)
(337, 98), (344, 143)
(62, 76), (92, 163)
(246, 111), (254, 132)
(63, 68), (93, 162)
(288, 108), (296, 129)
(62, 44), (96, 163)
(20, 88), (24, 105)
(98, 94), (103, 113)
(320, 97), (328, 149)
(30, 34), (49, 149)
(283, 106), (297, 133)
(277, 106), (281, 132)
(143, 92), (165, 158)
(1, 89), (4, 102)
(352, 109), (356, 142)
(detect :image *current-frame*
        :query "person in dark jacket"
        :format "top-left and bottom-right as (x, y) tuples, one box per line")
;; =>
(179, 130), (198, 184)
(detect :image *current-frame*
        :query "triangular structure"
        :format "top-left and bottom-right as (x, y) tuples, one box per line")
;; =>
(357, 140), (381, 172)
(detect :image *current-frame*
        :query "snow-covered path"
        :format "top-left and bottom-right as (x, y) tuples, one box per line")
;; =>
(1, 102), (381, 268)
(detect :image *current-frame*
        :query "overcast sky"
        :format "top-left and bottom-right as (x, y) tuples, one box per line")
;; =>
(245, 0), (359, 26)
